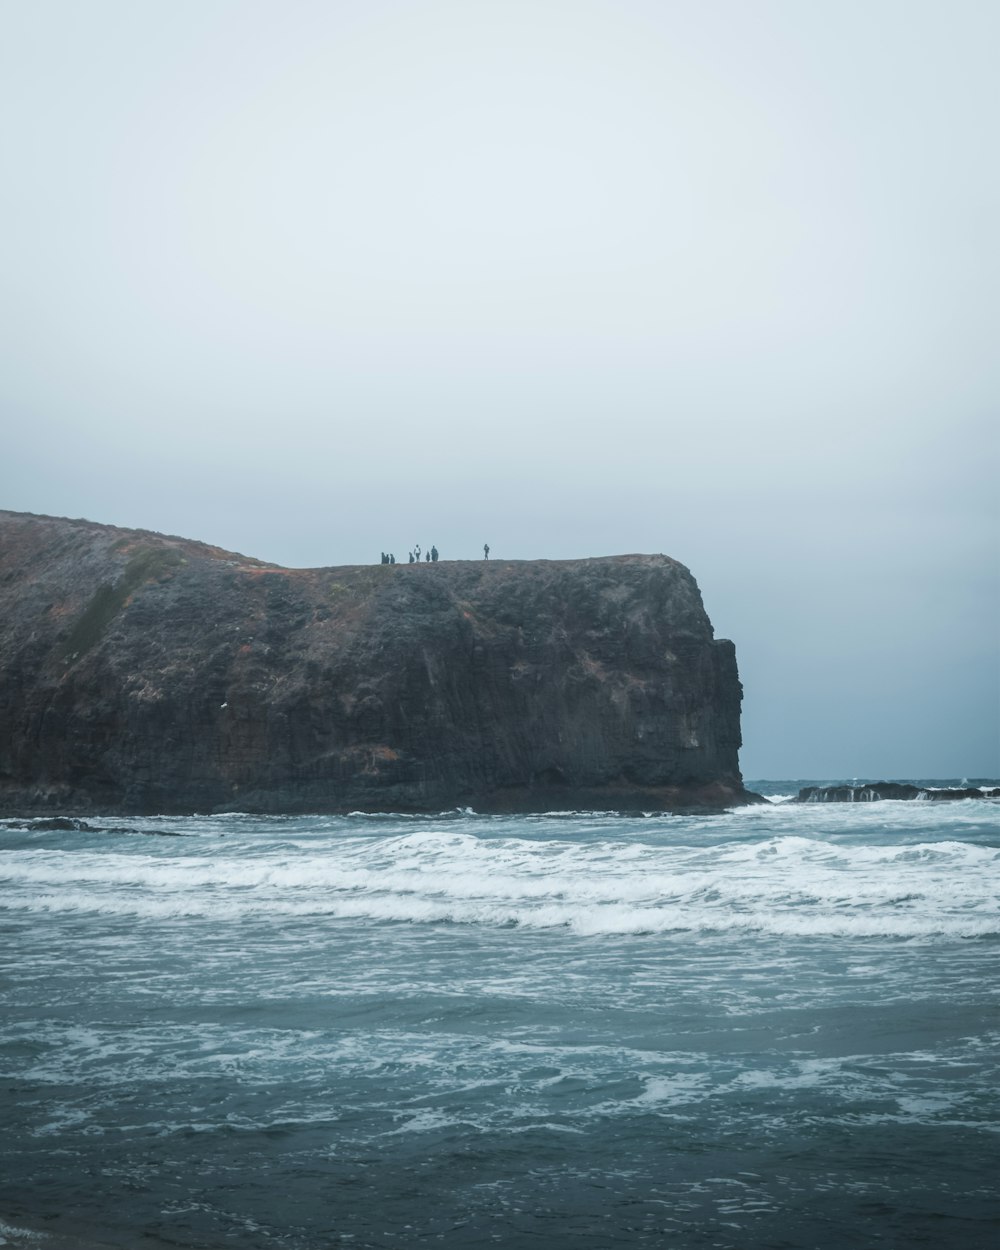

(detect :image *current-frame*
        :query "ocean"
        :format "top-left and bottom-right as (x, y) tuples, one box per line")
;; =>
(1, 783), (998, 1250)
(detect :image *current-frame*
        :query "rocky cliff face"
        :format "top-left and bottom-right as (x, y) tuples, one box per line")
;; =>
(0, 511), (754, 814)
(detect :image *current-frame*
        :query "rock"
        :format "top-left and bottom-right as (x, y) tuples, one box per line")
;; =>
(0, 510), (760, 815)
(795, 783), (999, 803)
(11, 816), (91, 831)
(0, 816), (182, 836)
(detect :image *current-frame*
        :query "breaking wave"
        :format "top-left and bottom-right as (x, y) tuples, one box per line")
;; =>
(3, 823), (997, 939)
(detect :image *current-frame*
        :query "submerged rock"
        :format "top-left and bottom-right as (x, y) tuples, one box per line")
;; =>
(0, 510), (759, 815)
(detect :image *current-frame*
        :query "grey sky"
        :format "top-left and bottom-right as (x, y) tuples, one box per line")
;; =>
(2, 0), (997, 778)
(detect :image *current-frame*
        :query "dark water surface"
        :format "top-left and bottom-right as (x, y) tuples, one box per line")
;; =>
(2, 783), (998, 1248)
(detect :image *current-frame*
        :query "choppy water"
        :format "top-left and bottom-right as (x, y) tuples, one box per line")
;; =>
(1, 782), (998, 1249)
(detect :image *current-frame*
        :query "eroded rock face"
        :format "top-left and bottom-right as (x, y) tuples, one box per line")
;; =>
(0, 511), (755, 813)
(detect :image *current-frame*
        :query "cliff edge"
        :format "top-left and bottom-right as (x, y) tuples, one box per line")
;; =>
(0, 511), (755, 814)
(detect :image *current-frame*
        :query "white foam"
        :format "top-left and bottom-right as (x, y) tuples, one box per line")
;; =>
(3, 811), (997, 940)
(0, 1221), (47, 1246)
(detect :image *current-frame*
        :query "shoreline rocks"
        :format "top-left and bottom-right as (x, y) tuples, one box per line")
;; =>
(795, 783), (999, 803)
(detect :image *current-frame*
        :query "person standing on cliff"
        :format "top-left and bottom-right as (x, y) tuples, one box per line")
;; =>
(483, 543), (490, 560)
(431, 545), (438, 562)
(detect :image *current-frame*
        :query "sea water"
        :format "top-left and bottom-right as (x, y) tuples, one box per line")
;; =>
(1, 783), (998, 1249)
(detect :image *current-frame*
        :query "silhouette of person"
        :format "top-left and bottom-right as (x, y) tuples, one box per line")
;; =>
(431, 545), (438, 562)
(390, 554), (396, 564)
(425, 551), (430, 562)
(408, 551), (414, 564)
(484, 543), (490, 560)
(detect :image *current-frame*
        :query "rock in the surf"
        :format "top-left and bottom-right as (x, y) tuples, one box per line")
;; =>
(795, 783), (998, 802)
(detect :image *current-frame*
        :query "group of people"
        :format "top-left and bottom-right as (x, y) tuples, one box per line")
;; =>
(379, 545), (439, 565)
(377, 543), (490, 564)
(409, 544), (439, 564)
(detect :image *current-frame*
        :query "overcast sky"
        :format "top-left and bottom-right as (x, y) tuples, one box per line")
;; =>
(2, 0), (997, 779)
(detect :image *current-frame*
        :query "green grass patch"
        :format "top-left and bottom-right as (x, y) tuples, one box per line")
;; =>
(59, 547), (184, 661)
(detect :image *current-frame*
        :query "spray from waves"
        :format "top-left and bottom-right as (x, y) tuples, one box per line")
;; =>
(2, 829), (997, 938)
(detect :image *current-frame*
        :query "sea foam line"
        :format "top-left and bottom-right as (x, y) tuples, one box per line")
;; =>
(3, 887), (996, 938)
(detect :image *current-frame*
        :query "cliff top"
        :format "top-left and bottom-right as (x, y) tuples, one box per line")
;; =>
(0, 509), (681, 575)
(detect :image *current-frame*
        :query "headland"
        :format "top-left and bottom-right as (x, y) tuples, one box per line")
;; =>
(0, 511), (758, 815)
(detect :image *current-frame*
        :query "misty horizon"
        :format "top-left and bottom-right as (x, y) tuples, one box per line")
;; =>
(2, 1), (997, 779)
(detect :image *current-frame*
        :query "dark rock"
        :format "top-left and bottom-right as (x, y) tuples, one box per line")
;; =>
(795, 783), (999, 803)
(0, 510), (760, 815)
(12, 816), (92, 831)
(0, 816), (181, 836)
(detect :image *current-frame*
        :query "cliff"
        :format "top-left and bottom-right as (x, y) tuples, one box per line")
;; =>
(0, 511), (755, 814)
